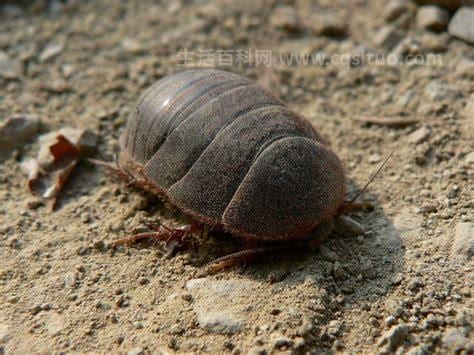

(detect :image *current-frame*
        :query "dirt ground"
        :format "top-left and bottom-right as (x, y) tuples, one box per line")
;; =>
(0, 0), (472, 353)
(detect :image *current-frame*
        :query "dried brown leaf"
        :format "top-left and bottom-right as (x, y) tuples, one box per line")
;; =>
(22, 133), (84, 211)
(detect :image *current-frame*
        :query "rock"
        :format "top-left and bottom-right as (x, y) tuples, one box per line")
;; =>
(374, 25), (404, 50)
(420, 32), (449, 52)
(408, 126), (431, 144)
(334, 216), (365, 237)
(463, 98), (474, 119)
(0, 115), (40, 160)
(416, 6), (450, 32)
(273, 335), (294, 348)
(127, 347), (144, 355)
(414, 0), (474, 11)
(0, 51), (21, 79)
(384, 0), (411, 22)
(451, 222), (473, 260)
(424, 82), (460, 101)
(309, 14), (347, 37)
(332, 262), (346, 280)
(122, 38), (143, 54)
(456, 59), (474, 79)
(441, 328), (471, 351)
(186, 278), (254, 334)
(377, 324), (409, 352)
(368, 153), (382, 163)
(270, 6), (300, 32)
(464, 151), (474, 164)
(319, 245), (339, 262)
(390, 37), (423, 61)
(0, 324), (10, 343)
(449, 7), (474, 45)
(39, 43), (64, 62)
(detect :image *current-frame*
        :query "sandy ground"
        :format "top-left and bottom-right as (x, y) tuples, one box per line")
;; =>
(0, 0), (472, 353)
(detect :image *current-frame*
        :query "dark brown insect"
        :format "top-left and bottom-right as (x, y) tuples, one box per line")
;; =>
(95, 69), (384, 267)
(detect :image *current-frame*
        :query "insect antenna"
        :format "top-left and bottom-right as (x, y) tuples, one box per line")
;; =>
(338, 150), (394, 214)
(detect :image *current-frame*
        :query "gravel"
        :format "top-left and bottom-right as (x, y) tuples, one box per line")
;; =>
(448, 7), (474, 44)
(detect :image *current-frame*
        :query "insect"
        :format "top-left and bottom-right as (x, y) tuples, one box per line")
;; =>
(95, 69), (388, 268)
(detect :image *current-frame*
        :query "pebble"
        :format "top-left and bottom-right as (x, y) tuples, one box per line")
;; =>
(309, 14), (347, 37)
(0, 115), (40, 160)
(441, 328), (471, 351)
(273, 336), (293, 348)
(414, 0), (474, 11)
(451, 222), (473, 260)
(332, 262), (346, 280)
(420, 32), (449, 52)
(270, 6), (300, 32)
(464, 151), (474, 164)
(416, 6), (450, 32)
(122, 38), (143, 54)
(385, 316), (397, 326)
(368, 153), (382, 163)
(408, 126), (431, 145)
(319, 245), (339, 262)
(0, 324), (10, 343)
(377, 324), (409, 352)
(80, 212), (92, 223)
(39, 43), (64, 62)
(448, 7), (474, 44)
(127, 347), (144, 355)
(374, 25), (404, 50)
(186, 278), (253, 334)
(0, 51), (21, 79)
(384, 0), (411, 22)
(424, 82), (460, 101)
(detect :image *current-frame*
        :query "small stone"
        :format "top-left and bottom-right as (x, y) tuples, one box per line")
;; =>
(408, 126), (431, 145)
(451, 222), (473, 260)
(424, 82), (460, 101)
(186, 278), (253, 334)
(127, 347), (144, 355)
(0, 51), (21, 79)
(30, 305), (42, 315)
(463, 98), (474, 121)
(414, 0), (474, 11)
(310, 14), (347, 37)
(377, 324), (409, 352)
(420, 32), (449, 52)
(374, 25), (404, 50)
(39, 43), (64, 62)
(270, 6), (300, 32)
(319, 245), (339, 262)
(456, 59), (474, 80)
(368, 153), (381, 163)
(122, 38), (143, 54)
(61, 64), (76, 78)
(7, 296), (19, 304)
(449, 7), (474, 45)
(332, 262), (346, 280)
(0, 324), (10, 343)
(81, 212), (92, 223)
(416, 6), (450, 32)
(384, 0), (411, 22)
(273, 336), (293, 348)
(441, 328), (470, 351)
(0, 115), (40, 160)
(464, 151), (474, 164)
(385, 316), (397, 326)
